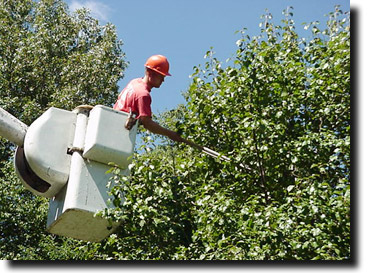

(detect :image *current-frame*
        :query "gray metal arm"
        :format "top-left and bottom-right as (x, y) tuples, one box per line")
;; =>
(0, 107), (28, 146)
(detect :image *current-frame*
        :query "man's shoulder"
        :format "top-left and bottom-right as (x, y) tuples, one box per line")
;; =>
(131, 78), (151, 96)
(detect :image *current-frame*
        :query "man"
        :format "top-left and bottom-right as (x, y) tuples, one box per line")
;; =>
(113, 55), (184, 143)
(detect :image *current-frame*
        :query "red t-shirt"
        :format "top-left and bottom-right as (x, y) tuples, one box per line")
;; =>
(113, 78), (152, 118)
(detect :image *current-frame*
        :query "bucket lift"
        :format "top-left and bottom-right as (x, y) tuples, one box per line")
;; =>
(1, 105), (137, 242)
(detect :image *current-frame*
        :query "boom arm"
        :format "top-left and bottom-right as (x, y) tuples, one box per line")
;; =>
(0, 107), (28, 146)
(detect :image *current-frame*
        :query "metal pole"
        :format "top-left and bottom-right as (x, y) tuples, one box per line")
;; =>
(62, 106), (90, 208)
(182, 138), (230, 162)
(182, 138), (252, 171)
(0, 107), (28, 146)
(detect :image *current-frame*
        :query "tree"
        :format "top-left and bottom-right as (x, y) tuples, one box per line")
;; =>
(100, 6), (350, 260)
(0, 0), (127, 259)
(0, 0), (126, 159)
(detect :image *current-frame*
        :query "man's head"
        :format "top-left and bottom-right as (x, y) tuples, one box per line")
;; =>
(144, 55), (171, 88)
(145, 55), (171, 76)
(145, 68), (166, 88)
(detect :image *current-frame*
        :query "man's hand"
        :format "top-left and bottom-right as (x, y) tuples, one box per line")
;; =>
(166, 130), (185, 143)
(140, 116), (185, 143)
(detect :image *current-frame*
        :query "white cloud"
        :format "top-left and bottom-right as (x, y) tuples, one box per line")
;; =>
(69, 0), (111, 22)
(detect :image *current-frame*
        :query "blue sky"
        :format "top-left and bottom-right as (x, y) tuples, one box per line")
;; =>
(66, 0), (350, 115)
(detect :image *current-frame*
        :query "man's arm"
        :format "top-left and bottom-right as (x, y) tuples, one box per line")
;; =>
(139, 116), (184, 143)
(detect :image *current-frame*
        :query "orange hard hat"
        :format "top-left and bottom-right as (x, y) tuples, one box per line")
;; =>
(145, 55), (171, 76)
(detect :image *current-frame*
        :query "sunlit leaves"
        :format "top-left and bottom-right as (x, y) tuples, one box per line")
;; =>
(0, 0), (127, 260)
(105, 5), (349, 259)
(101, 6), (349, 260)
(0, 0), (127, 120)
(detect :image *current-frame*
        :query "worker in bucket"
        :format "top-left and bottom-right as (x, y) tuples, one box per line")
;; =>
(113, 55), (185, 143)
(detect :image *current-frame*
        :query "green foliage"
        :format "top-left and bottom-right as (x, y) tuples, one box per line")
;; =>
(0, 0), (126, 123)
(0, 161), (102, 260)
(98, 6), (350, 260)
(0, 0), (126, 260)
